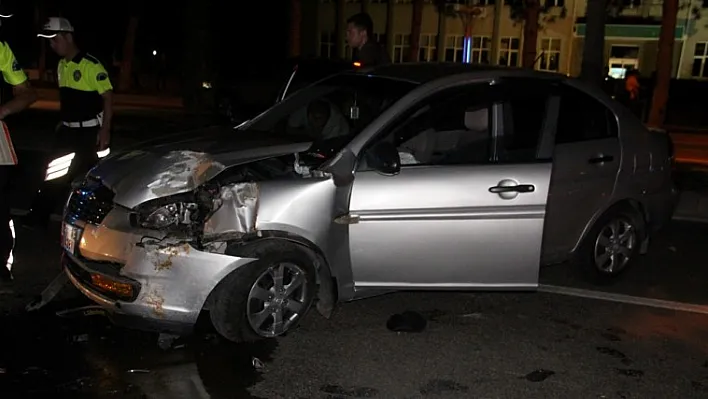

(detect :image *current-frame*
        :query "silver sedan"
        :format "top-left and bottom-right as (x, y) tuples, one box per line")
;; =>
(59, 64), (677, 342)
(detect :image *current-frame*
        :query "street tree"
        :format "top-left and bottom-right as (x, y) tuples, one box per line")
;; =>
(118, 16), (139, 92)
(408, 0), (425, 62)
(507, 0), (567, 69)
(648, 0), (680, 127)
(289, 0), (302, 57)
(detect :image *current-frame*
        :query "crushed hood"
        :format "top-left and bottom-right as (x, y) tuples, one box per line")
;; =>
(90, 126), (312, 209)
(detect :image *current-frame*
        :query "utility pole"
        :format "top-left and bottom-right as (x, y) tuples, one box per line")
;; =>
(647, 0), (679, 128)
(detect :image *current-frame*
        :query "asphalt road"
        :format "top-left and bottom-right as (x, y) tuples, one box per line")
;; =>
(1, 220), (708, 398)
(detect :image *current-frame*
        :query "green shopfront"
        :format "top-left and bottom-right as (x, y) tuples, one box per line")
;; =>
(570, 21), (687, 78)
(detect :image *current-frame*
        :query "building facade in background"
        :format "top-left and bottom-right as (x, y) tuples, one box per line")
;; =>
(301, 0), (708, 80)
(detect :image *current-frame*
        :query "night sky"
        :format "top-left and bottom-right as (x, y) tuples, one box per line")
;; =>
(1, 0), (289, 76)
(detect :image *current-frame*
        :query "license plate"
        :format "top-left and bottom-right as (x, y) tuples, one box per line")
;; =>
(62, 223), (82, 255)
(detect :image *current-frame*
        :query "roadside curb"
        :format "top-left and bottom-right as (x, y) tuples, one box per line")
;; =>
(538, 284), (708, 315)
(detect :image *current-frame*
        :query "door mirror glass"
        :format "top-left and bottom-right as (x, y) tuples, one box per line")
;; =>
(367, 141), (400, 175)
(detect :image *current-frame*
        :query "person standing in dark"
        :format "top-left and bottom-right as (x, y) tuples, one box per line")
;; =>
(0, 10), (38, 284)
(345, 13), (390, 67)
(602, 66), (617, 98)
(25, 17), (114, 228)
(622, 68), (642, 118)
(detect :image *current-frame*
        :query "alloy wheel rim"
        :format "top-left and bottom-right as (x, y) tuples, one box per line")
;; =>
(593, 217), (636, 274)
(246, 262), (309, 337)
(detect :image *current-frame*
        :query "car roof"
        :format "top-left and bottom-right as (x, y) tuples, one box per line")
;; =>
(355, 62), (567, 84)
(289, 56), (355, 70)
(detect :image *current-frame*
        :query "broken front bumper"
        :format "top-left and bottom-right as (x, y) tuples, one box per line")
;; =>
(63, 225), (257, 335)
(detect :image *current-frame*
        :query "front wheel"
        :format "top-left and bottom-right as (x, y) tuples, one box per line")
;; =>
(210, 250), (317, 343)
(578, 206), (645, 283)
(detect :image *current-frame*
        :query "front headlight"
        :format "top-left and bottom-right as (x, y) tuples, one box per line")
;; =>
(140, 202), (199, 230)
(135, 183), (221, 231)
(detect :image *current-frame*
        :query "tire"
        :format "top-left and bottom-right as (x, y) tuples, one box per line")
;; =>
(210, 248), (317, 343)
(577, 205), (645, 283)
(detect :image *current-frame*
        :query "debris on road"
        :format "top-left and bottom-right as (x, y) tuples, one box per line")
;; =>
(56, 306), (108, 318)
(157, 333), (180, 350)
(127, 369), (150, 374)
(72, 334), (89, 343)
(419, 379), (470, 395)
(386, 311), (427, 333)
(524, 369), (555, 382)
(616, 368), (644, 377)
(252, 357), (265, 371)
(24, 272), (69, 312)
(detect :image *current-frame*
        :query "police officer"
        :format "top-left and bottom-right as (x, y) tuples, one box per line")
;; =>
(0, 8), (38, 283)
(27, 17), (113, 227)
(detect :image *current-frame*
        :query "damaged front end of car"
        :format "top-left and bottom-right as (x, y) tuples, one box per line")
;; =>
(60, 146), (339, 337)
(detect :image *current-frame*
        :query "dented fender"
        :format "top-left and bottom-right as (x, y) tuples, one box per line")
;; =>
(117, 243), (257, 325)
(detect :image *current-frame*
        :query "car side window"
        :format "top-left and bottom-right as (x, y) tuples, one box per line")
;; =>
(364, 84), (495, 168)
(556, 85), (618, 144)
(359, 81), (552, 170)
(495, 79), (552, 163)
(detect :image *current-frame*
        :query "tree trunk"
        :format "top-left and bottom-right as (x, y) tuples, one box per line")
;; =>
(521, 0), (540, 69)
(647, 0), (679, 127)
(289, 0), (302, 57)
(436, 1), (447, 61)
(118, 16), (139, 92)
(490, 0), (504, 65)
(580, 0), (606, 85)
(408, 0), (424, 62)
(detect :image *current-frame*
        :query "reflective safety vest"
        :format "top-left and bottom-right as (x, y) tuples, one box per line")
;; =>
(0, 41), (28, 165)
(58, 52), (113, 123)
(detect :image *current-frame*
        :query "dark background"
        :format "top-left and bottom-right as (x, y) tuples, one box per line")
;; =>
(0, 0), (290, 79)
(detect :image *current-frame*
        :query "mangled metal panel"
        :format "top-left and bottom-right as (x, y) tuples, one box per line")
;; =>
(203, 182), (260, 238)
(146, 151), (226, 197)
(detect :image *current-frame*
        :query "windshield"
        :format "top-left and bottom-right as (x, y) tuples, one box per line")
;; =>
(241, 73), (418, 160)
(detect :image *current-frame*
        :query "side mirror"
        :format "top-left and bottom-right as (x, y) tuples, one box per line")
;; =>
(367, 141), (401, 176)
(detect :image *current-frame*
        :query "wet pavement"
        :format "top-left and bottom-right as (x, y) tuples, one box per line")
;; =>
(1, 220), (708, 398)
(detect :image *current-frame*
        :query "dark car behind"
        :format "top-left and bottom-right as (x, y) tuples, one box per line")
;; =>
(215, 57), (356, 124)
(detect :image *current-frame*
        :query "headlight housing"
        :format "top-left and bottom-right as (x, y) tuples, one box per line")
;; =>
(140, 202), (199, 230)
(134, 184), (220, 231)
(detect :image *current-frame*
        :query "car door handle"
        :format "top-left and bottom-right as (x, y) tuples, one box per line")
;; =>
(588, 155), (614, 164)
(488, 184), (535, 194)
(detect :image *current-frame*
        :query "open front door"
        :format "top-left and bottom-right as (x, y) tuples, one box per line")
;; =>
(344, 78), (558, 291)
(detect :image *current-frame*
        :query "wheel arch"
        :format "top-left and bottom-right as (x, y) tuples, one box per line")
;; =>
(202, 230), (338, 319)
(571, 198), (648, 255)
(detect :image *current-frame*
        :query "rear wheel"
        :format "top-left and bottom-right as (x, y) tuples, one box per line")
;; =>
(210, 249), (317, 343)
(578, 206), (644, 282)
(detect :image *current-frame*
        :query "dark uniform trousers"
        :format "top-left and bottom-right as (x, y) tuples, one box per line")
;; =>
(0, 165), (13, 279)
(30, 124), (99, 223)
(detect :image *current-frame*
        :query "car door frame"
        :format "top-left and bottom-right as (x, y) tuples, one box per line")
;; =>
(321, 73), (562, 298)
